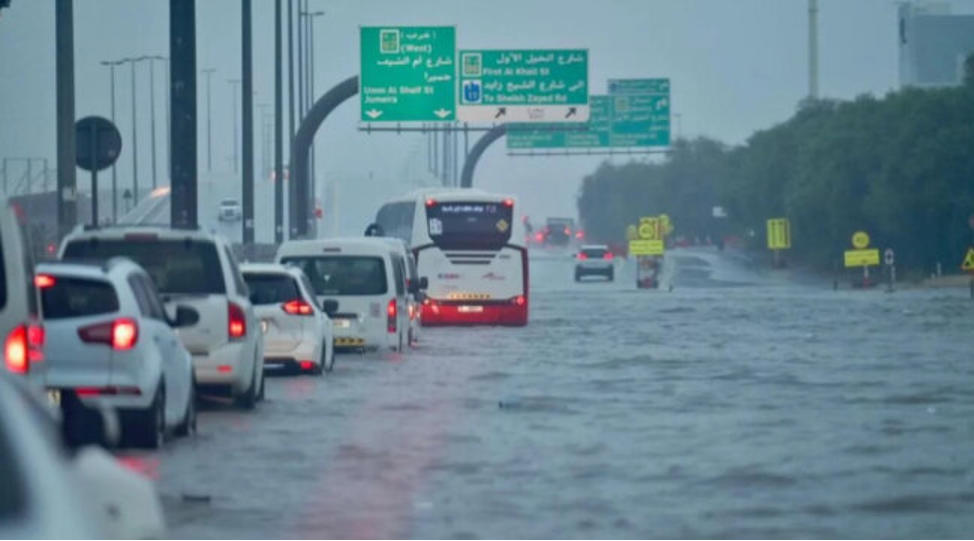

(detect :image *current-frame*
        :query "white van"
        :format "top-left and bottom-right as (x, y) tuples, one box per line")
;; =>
(276, 238), (410, 353)
(376, 237), (425, 347)
(0, 198), (44, 381)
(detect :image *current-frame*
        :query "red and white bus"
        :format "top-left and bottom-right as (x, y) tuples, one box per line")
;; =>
(374, 189), (528, 326)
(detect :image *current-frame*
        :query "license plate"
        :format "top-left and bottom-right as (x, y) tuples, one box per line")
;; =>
(333, 319), (352, 329)
(458, 305), (483, 313)
(47, 390), (61, 406)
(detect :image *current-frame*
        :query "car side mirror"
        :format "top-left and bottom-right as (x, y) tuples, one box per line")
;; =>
(171, 305), (200, 328)
(408, 280), (419, 295)
(321, 299), (339, 317)
(419, 276), (429, 290)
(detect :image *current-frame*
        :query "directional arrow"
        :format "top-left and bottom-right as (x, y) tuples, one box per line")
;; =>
(364, 109), (383, 120)
(565, 107), (577, 119)
(495, 107), (507, 119)
(433, 108), (452, 119)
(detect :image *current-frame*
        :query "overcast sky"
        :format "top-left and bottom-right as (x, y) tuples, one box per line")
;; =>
(2, 0), (973, 232)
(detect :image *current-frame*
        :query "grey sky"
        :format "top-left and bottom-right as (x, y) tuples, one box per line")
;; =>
(2, 0), (972, 234)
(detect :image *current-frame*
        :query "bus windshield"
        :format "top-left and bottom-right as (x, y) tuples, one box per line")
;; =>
(426, 201), (513, 251)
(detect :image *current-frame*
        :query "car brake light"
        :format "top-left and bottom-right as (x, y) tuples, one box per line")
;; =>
(387, 299), (397, 333)
(425, 198), (436, 207)
(603, 252), (614, 260)
(34, 274), (56, 288)
(228, 301), (247, 339)
(299, 361), (314, 371)
(577, 253), (588, 260)
(564, 227), (570, 235)
(503, 198), (514, 207)
(282, 299), (314, 316)
(78, 318), (138, 351)
(514, 295), (526, 307)
(5, 325), (28, 374)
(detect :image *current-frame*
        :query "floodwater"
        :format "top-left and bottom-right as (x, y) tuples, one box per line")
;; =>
(133, 247), (974, 539)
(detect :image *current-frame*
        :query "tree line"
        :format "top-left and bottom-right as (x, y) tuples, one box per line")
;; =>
(577, 57), (974, 274)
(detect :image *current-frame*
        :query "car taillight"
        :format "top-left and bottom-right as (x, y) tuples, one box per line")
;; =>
(564, 227), (570, 235)
(425, 198), (436, 207)
(282, 299), (313, 316)
(387, 299), (397, 333)
(228, 302), (247, 339)
(5, 325), (28, 374)
(577, 253), (588, 260)
(603, 252), (614, 260)
(78, 318), (138, 351)
(503, 198), (514, 207)
(34, 274), (56, 288)
(514, 295), (526, 307)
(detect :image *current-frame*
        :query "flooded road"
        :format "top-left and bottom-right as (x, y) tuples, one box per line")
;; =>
(142, 247), (974, 538)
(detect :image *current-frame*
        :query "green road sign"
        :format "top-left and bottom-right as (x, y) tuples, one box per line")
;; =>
(608, 78), (670, 147)
(507, 96), (609, 149)
(457, 49), (589, 123)
(359, 26), (456, 122)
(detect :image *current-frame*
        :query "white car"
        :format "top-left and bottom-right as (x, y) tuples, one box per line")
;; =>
(575, 244), (616, 281)
(277, 238), (411, 353)
(242, 263), (335, 375)
(0, 372), (166, 539)
(59, 226), (265, 409)
(36, 259), (198, 448)
(376, 237), (426, 347)
(218, 198), (242, 222)
(0, 197), (44, 381)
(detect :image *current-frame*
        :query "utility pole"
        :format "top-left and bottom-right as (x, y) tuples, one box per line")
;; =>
(809, 0), (819, 100)
(287, 0), (295, 240)
(242, 0), (255, 245)
(56, 0), (77, 239)
(275, 0), (285, 243)
(202, 68), (216, 172)
(148, 56), (159, 190)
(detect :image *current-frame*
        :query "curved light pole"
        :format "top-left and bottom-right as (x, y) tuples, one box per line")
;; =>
(100, 59), (124, 223)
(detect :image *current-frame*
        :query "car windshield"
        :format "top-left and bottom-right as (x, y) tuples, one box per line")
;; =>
(62, 239), (225, 295)
(243, 273), (300, 304)
(40, 276), (119, 319)
(581, 247), (608, 258)
(281, 256), (387, 296)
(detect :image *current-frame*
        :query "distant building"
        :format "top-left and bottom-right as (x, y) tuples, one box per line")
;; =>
(898, 1), (974, 88)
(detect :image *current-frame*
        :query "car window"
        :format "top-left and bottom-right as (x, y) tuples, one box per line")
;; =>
(128, 274), (166, 321)
(281, 256), (388, 296)
(392, 255), (405, 296)
(582, 248), (608, 258)
(243, 273), (300, 305)
(40, 276), (119, 319)
(62, 239), (226, 295)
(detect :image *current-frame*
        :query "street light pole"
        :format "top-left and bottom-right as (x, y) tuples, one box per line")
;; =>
(275, 0), (285, 243)
(308, 11), (324, 221)
(229, 79), (241, 173)
(147, 56), (158, 190)
(100, 60), (122, 223)
(202, 68), (216, 172)
(125, 57), (140, 204)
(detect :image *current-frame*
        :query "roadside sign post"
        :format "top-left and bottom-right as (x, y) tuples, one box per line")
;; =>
(884, 248), (895, 292)
(843, 231), (879, 288)
(961, 246), (974, 299)
(630, 215), (666, 289)
(766, 218), (791, 268)
(75, 116), (122, 227)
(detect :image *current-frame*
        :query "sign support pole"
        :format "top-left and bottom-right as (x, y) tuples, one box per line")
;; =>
(89, 122), (98, 226)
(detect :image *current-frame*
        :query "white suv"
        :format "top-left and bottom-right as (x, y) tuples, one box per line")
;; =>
(36, 259), (198, 448)
(0, 197), (44, 381)
(59, 227), (265, 409)
(242, 263), (335, 375)
(575, 244), (616, 281)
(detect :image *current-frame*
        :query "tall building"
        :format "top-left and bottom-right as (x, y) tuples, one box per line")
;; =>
(899, 1), (974, 88)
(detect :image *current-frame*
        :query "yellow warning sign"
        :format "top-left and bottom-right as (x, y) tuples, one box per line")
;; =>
(961, 247), (974, 272)
(766, 218), (791, 250)
(844, 249), (880, 268)
(496, 219), (509, 233)
(630, 239), (664, 256)
(638, 217), (661, 240)
(851, 231), (870, 249)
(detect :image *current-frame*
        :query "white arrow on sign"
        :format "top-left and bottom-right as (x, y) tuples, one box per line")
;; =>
(433, 108), (452, 119)
(364, 109), (383, 120)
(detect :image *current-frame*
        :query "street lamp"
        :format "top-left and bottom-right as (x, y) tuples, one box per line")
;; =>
(100, 59), (124, 223)
(306, 11), (324, 208)
(145, 55), (167, 191)
(228, 79), (241, 173)
(202, 68), (216, 172)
